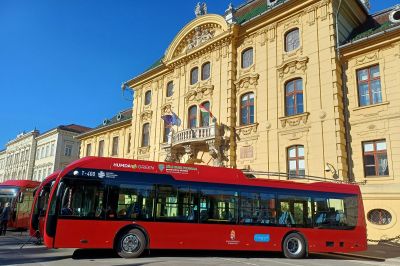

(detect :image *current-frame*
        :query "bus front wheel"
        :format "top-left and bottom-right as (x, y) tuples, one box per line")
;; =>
(116, 228), (146, 258)
(282, 232), (306, 259)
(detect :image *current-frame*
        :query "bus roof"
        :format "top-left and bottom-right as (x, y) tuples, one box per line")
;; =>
(0, 179), (40, 189)
(59, 157), (361, 195)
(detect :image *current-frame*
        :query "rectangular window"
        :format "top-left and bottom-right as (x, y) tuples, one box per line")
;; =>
(112, 183), (155, 221)
(363, 140), (389, 177)
(98, 140), (104, 157)
(112, 136), (119, 156)
(50, 143), (55, 156)
(127, 133), (131, 154)
(46, 145), (49, 157)
(239, 192), (276, 225)
(86, 143), (92, 157)
(156, 185), (197, 222)
(64, 144), (72, 157)
(357, 65), (382, 106)
(199, 189), (238, 224)
(313, 194), (358, 229)
(278, 195), (312, 227)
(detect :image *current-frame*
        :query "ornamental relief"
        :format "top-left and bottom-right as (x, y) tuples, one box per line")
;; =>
(279, 112), (310, 128)
(173, 23), (223, 58)
(236, 123), (259, 138)
(185, 84), (214, 104)
(160, 104), (172, 115)
(234, 73), (259, 94)
(140, 110), (153, 122)
(277, 56), (309, 79)
(283, 15), (301, 29)
(238, 64), (256, 77)
(137, 146), (150, 155)
(355, 51), (379, 66)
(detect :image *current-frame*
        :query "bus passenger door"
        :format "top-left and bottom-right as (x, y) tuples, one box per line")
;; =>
(54, 178), (109, 249)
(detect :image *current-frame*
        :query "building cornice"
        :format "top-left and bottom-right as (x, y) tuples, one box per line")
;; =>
(75, 119), (132, 140)
(340, 26), (400, 58)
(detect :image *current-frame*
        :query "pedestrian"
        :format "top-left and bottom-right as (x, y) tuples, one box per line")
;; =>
(0, 202), (11, 236)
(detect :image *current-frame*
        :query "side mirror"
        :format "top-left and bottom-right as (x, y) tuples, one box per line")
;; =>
(18, 192), (24, 203)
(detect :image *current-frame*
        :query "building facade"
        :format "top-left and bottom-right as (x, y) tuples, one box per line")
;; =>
(33, 125), (91, 181)
(339, 5), (400, 242)
(124, 0), (400, 242)
(0, 150), (6, 182)
(0, 130), (39, 182)
(76, 109), (132, 159)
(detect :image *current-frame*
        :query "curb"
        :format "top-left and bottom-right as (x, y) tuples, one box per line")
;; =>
(330, 252), (386, 262)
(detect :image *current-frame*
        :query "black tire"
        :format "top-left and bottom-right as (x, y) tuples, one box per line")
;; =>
(282, 232), (307, 259)
(116, 228), (146, 258)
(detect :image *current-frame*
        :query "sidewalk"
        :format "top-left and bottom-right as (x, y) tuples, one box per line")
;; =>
(334, 242), (400, 261)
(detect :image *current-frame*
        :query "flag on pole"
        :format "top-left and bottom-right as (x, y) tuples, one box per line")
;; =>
(171, 112), (181, 126)
(161, 112), (181, 127)
(161, 114), (173, 127)
(199, 103), (214, 118)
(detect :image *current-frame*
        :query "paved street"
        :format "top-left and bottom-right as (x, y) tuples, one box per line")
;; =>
(1, 232), (400, 266)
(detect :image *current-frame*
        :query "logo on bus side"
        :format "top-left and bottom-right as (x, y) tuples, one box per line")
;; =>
(226, 230), (240, 245)
(158, 164), (165, 172)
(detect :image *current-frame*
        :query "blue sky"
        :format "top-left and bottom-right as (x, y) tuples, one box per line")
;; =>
(0, 0), (398, 149)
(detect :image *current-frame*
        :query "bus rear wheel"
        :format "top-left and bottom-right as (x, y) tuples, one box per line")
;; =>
(116, 228), (146, 258)
(283, 233), (306, 259)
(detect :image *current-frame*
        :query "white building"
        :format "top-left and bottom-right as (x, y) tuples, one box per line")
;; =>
(0, 150), (6, 182)
(33, 124), (91, 181)
(1, 130), (39, 182)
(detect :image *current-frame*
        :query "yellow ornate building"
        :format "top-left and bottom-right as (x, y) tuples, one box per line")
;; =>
(76, 109), (132, 159)
(123, 0), (400, 242)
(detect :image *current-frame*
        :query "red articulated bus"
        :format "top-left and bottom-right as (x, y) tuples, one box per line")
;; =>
(0, 179), (40, 230)
(44, 157), (367, 259)
(29, 171), (60, 238)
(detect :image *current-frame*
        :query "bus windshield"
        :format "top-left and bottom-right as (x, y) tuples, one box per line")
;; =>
(0, 186), (18, 206)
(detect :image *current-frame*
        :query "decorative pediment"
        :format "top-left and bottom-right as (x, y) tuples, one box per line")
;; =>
(185, 84), (214, 104)
(277, 56), (309, 78)
(140, 110), (153, 122)
(235, 73), (259, 94)
(279, 112), (310, 128)
(164, 15), (229, 62)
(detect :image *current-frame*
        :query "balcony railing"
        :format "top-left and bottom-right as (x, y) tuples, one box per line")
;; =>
(169, 125), (216, 147)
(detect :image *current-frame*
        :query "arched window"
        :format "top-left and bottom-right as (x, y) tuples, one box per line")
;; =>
(201, 62), (211, 80)
(144, 90), (152, 105)
(166, 81), (174, 97)
(190, 67), (199, 85)
(285, 78), (303, 116)
(241, 48), (253, 68)
(142, 123), (150, 147)
(285, 28), (300, 52)
(240, 92), (255, 125)
(200, 101), (210, 127)
(188, 105), (197, 128)
(287, 145), (305, 177)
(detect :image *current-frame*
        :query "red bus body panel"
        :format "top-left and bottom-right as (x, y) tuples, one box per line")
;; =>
(44, 157), (367, 253)
(29, 172), (60, 237)
(0, 180), (40, 229)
